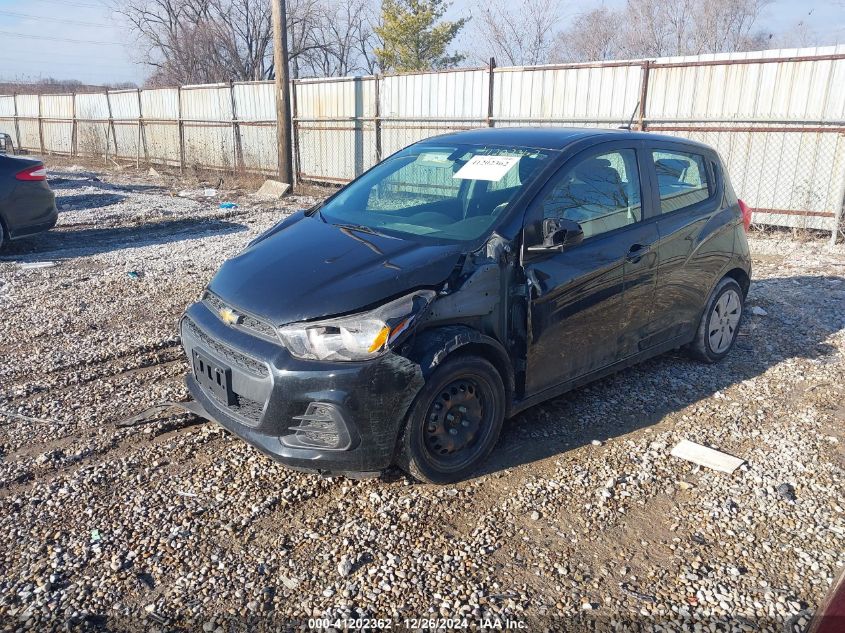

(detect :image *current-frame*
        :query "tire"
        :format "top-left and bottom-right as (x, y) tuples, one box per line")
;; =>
(0, 220), (5, 251)
(397, 355), (505, 484)
(689, 277), (744, 363)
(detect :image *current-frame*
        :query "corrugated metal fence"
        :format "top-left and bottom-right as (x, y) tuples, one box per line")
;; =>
(1, 45), (844, 241)
(0, 82), (281, 175)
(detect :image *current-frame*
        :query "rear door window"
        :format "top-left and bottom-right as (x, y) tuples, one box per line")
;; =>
(652, 150), (712, 214)
(541, 149), (642, 239)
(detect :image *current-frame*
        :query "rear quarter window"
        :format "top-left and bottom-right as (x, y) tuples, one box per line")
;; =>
(652, 150), (713, 214)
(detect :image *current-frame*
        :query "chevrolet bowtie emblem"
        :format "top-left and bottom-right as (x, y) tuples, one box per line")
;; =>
(218, 307), (243, 326)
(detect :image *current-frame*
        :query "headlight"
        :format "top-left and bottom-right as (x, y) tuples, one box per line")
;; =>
(278, 289), (436, 361)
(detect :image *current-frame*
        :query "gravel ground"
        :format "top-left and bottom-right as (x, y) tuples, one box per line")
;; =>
(0, 165), (843, 632)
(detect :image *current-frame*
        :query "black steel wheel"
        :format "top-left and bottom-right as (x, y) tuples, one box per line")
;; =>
(398, 355), (505, 484)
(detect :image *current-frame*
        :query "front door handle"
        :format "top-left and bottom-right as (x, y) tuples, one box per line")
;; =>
(626, 243), (652, 263)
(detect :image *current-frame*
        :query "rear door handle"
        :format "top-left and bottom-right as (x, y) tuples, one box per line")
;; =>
(626, 243), (652, 263)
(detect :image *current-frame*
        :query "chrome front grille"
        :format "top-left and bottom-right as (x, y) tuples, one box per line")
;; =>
(202, 291), (278, 341)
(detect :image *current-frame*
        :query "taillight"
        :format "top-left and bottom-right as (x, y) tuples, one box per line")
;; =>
(15, 165), (47, 181)
(738, 199), (752, 232)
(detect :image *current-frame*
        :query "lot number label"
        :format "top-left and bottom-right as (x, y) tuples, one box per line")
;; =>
(453, 155), (520, 181)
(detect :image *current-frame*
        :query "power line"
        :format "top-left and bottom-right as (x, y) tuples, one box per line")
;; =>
(0, 58), (133, 70)
(0, 52), (134, 64)
(0, 31), (124, 46)
(27, 0), (105, 9)
(0, 10), (110, 28)
(0, 48), (135, 60)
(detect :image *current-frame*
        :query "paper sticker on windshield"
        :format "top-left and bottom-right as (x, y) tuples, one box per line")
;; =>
(417, 152), (452, 164)
(453, 155), (520, 181)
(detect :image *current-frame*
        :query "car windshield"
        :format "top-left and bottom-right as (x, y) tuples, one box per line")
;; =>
(318, 143), (555, 242)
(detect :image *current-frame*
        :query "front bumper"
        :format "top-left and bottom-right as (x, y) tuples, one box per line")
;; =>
(180, 300), (425, 474)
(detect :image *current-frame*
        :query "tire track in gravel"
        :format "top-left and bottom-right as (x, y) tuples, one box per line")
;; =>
(1, 349), (184, 404)
(0, 336), (181, 382)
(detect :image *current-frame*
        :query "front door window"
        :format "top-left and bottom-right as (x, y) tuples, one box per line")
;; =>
(540, 149), (642, 239)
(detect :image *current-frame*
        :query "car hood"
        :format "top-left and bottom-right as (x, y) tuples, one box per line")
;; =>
(208, 213), (464, 324)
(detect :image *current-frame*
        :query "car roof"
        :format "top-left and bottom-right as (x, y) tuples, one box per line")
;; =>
(419, 127), (714, 153)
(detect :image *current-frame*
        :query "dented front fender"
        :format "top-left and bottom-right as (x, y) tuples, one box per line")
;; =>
(402, 325), (515, 411)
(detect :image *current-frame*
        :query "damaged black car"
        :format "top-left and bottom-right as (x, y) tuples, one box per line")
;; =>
(180, 127), (752, 483)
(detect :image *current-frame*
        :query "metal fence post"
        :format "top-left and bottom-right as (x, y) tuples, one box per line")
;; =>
(638, 61), (651, 131)
(177, 86), (185, 172)
(136, 89), (142, 169)
(105, 91), (118, 160)
(229, 81), (241, 172)
(12, 93), (21, 152)
(139, 89), (149, 167)
(831, 159), (845, 245)
(487, 58), (496, 127)
(37, 95), (45, 155)
(71, 92), (77, 157)
(374, 75), (382, 162)
(291, 79), (300, 186)
(353, 77), (365, 177)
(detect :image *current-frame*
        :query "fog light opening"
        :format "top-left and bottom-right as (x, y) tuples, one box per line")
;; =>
(283, 402), (352, 450)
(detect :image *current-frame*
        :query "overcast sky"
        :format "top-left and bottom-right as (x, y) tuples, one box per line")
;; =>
(0, 0), (843, 86)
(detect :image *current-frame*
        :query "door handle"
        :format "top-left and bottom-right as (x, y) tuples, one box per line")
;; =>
(626, 243), (652, 263)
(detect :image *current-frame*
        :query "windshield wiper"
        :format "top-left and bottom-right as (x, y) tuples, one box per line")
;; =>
(334, 222), (385, 236)
(304, 200), (322, 215)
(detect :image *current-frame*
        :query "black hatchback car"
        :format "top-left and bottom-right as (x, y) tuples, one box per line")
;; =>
(180, 128), (752, 483)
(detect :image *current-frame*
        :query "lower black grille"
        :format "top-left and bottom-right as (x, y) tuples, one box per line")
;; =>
(229, 394), (264, 424)
(182, 317), (269, 378)
(183, 317), (268, 426)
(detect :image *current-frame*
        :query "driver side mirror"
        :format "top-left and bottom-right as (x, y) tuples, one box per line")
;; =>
(529, 218), (584, 252)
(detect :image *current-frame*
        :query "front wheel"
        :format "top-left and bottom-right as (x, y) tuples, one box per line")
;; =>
(397, 355), (505, 484)
(689, 277), (744, 363)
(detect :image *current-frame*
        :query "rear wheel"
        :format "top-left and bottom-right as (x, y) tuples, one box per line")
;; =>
(0, 220), (6, 251)
(397, 355), (505, 484)
(689, 277), (744, 363)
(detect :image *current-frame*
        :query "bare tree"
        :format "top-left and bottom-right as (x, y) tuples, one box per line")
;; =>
(472, 0), (562, 66)
(286, 0), (323, 78)
(619, 0), (771, 58)
(114, 0), (377, 85)
(616, 0), (691, 58)
(295, 0), (378, 77)
(557, 0), (773, 63)
(112, 0), (271, 85)
(552, 7), (622, 62)
(210, 0), (274, 80)
(688, 0), (772, 54)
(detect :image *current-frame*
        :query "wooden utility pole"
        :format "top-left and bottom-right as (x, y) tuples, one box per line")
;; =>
(271, 0), (293, 186)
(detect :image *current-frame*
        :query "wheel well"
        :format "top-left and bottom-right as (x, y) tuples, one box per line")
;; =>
(724, 267), (750, 298)
(407, 326), (515, 412)
(448, 342), (514, 406)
